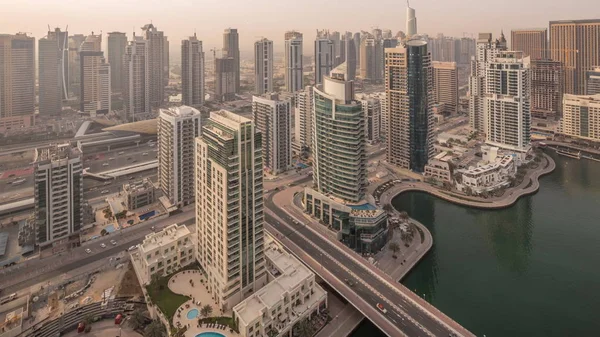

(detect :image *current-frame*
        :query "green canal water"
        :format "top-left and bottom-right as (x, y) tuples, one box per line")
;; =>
(352, 152), (600, 337)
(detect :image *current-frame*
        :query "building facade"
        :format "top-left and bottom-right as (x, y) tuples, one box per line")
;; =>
(34, 143), (83, 248)
(67, 34), (86, 97)
(223, 28), (240, 93)
(559, 94), (600, 141)
(529, 59), (563, 118)
(550, 19), (600, 95)
(181, 33), (205, 107)
(157, 106), (201, 208)
(360, 36), (383, 83)
(195, 110), (267, 311)
(254, 38), (273, 95)
(107, 32), (127, 93)
(39, 28), (69, 115)
(293, 86), (313, 154)
(284, 31), (303, 93)
(123, 37), (150, 121)
(485, 51), (531, 152)
(142, 24), (166, 108)
(385, 40), (435, 173)
(123, 178), (156, 210)
(0, 33), (35, 131)
(511, 28), (547, 59)
(432, 61), (458, 115)
(215, 57), (237, 101)
(586, 67), (600, 95)
(79, 34), (110, 115)
(360, 96), (381, 143)
(314, 31), (334, 85)
(252, 94), (291, 175)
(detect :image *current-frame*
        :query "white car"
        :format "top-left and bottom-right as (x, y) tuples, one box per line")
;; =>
(110, 240), (117, 245)
(102, 162), (109, 167)
(127, 245), (138, 251)
(100, 243), (106, 248)
(118, 151), (125, 155)
(85, 248), (92, 254)
(142, 152), (148, 156)
(101, 190), (109, 194)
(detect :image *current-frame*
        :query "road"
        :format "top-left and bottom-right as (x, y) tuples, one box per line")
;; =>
(0, 209), (195, 294)
(265, 193), (472, 337)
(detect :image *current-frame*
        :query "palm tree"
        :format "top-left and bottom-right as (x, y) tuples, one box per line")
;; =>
(150, 273), (162, 292)
(398, 211), (409, 223)
(296, 318), (312, 337)
(382, 204), (394, 214)
(144, 320), (166, 337)
(128, 310), (147, 330)
(388, 242), (401, 259)
(200, 304), (213, 318)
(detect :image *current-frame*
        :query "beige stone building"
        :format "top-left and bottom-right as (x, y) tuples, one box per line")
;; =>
(123, 178), (156, 210)
(432, 61), (458, 115)
(511, 28), (547, 59)
(559, 94), (600, 141)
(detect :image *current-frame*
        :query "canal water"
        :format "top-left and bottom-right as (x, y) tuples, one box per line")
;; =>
(351, 152), (600, 337)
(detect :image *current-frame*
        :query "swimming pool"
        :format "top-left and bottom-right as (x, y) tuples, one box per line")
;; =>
(186, 308), (199, 319)
(195, 333), (225, 337)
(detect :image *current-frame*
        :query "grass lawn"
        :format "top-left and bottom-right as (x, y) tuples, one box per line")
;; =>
(146, 276), (189, 322)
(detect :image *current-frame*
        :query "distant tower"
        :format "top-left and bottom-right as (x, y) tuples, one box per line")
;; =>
(223, 28), (240, 93)
(314, 30), (334, 85)
(107, 32), (127, 93)
(123, 37), (150, 121)
(141, 23), (166, 108)
(406, 1), (417, 37)
(80, 33), (111, 115)
(181, 33), (205, 106)
(284, 31), (303, 93)
(254, 38), (273, 95)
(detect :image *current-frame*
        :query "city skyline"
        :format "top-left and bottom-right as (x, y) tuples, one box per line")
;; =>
(3, 0), (597, 55)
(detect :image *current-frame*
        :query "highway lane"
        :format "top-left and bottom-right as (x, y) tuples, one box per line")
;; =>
(0, 209), (195, 293)
(265, 194), (461, 337)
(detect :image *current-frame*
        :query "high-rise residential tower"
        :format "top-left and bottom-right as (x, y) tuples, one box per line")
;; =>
(511, 28), (547, 59)
(360, 36), (383, 83)
(529, 59), (563, 118)
(107, 32), (127, 93)
(252, 93), (292, 175)
(195, 110), (267, 311)
(360, 95), (381, 144)
(284, 31), (303, 93)
(293, 85), (313, 154)
(586, 67), (600, 95)
(163, 36), (169, 87)
(0, 33), (35, 130)
(181, 33), (205, 106)
(34, 143), (83, 248)
(123, 36), (150, 121)
(550, 19), (600, 95)
(223, 28), (240, 93)
(141, 23), (166, 108)
(344, 32), (357, 80)
(559, 94), (600, 141)
(406, 1), (417, 37)
(158, 106), (201, 208)
(432, 61), (458, 115)
(314, 30), (334, 85)
(67, 34), (85, 96)
(485, 51), (531, 152)
(215, 57), (236, 101)
(353, 32), (361, 70)
(385, 40), (435, 173)
(79, 34), (111, 115)
(254, 38), (273, 95)
(469, 32), (507, 134)
(39, 27), (69, 115)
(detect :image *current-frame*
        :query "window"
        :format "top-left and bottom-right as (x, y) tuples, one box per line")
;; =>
(146, 254), (151, 260)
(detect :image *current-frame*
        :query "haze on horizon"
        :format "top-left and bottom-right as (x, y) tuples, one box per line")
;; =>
(3, 0), (598, 55)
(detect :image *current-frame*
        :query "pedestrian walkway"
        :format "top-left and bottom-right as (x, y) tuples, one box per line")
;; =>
(315, 304), (363, 337)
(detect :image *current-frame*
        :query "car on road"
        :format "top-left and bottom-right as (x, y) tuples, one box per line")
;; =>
(376, 303), (387, 313)
(127, 157), (132, 160)
(118, 151), (125, 155)
(110, 240), (117, 245)
(85, 249), (92, 254)
(344, 279), (354, 287)
(102, 162), (109, 166)
(109, 157), (116, 161)
(127, 245), (137, 251)
(101, 190), (109, 194)
(142, 152), (148, 156)
(100, 243), (106, 248)
(132, 160), (138, 163)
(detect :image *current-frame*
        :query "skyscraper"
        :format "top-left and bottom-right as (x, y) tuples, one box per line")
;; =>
(163, 36), (170, 87)
(529, 59), (563, 118)
(223, 28), (240, 93)
(123, 36), (150, 121)
(0, 33), (35, 130)
(457, 37), (476, 65)
(252, 93), (292, 175)
(215, 57), (236, 101)
(39, 28), (69, 116)
(284, 31), (303, 93)
(34, 143), (83, 248)
(485, 51), (531, 152)
(141, 23), (166, 107)
(586, 67), (600, 95)
(107, 32), (127, 93)
(406, 1), (417, 37)
(312, 63), (366, 202)
(158, 106), (201, 208)
(511, 28), (547, 59)
(432, 61), (458, 115)
(181, 33), (205, 107)
(353, 32), (361, 71)
(550, 19), (600, 95)
(293, 85), (313, 154)
(360, 95), (381, 144)
(67, 34), (85, 96)
(80, 34), (111, 115)
(330, 31), (341, 65)
(360, 36), (383, 83)
(314, 30), (334, 85)
(386, 40), (434, 173)
(254, 38), (273, 95)
(469, 32), (507, 134)
(195, 110), (267, 311)
(344, 32), (357, 80)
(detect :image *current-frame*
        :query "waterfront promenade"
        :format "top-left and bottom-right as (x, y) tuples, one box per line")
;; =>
(381, 153), (556, 210)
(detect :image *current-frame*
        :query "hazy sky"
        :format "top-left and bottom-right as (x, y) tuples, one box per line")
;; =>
(3, 0), (598, 56)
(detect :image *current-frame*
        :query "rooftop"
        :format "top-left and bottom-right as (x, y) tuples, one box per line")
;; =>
(103, 119), (157, 135)
(159, 105), (201, 118)
(35, 143), (81, 163)
(139, 224), (190, 253)
(123, 178), (154, 194)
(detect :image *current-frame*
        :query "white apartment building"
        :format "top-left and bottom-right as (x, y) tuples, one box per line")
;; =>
(485, 51), (531, 152)
(130, 224), (194, 285)
(253, 94), (292, 175)
(559, 94), (600, 141)
(158, 106), (201, 208)
(284, 31), (303, 93)
(458, 155), (516, 194)
(233, 236), (327, 337)
(34, 143), (83, 248)
(424, 152), (452, 182)
(195, 110), (267, 312)
(293, 86), (313, 154)
(359, 95), (381, 143)
(123, 37), (150, 121)
(80, 46), (111, 116)
(254, 39), (274, 95)
(372, 92), (388, 140)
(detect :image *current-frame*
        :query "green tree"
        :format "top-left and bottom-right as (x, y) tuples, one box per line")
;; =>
(150, 273), (162, 292)
(398, 211), (409, 222)
(295, 318), (312, 337)
(200, 304), (213, 318)
(382, 204), (394, 213)
(129, 310), (147, 330)
(144, 320), (166, 337)
(388, 242), (401, 259)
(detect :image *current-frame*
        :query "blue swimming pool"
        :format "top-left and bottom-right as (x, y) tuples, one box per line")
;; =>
(195, 333), (225, 337)
(187, 308), (199, 319)
(104, 224), (116, 233)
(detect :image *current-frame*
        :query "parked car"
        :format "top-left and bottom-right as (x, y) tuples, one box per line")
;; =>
(101, 190), (109, 194)
(85, 249), (92, 254)
(127, 245), (137, 251)
(110, 240), (117, 245)
(100, 243), (106, 248)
